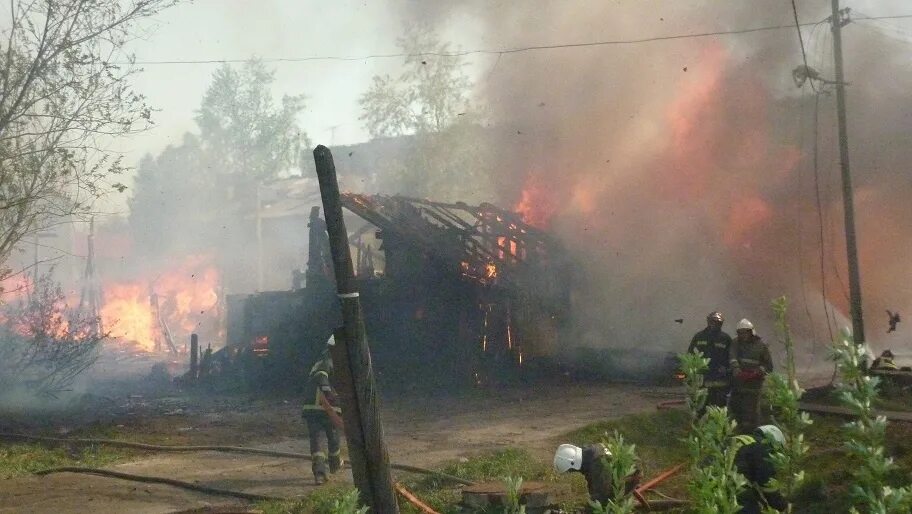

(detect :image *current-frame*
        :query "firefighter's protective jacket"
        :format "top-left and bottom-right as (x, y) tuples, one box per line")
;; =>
(578, 444), (641, 505)
(729, 336), (773, 391)
(688, 327), (734, 386)
(302, 356), (341, 414)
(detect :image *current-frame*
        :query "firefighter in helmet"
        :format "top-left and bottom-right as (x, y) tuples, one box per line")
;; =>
(301, 335), (343, 484)
(871, 350), (898, 371)
(553, 443), (642, 510)
(687, 311), (734, 415)
(729, 319), (773, 433)
(734, 424), (788, 513)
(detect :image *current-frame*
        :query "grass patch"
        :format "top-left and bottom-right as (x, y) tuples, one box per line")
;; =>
(271, 407), (912, 513)
(257, 484), (360, 514)
(565, 407), (691, 501)
(0, 442), (132, 479)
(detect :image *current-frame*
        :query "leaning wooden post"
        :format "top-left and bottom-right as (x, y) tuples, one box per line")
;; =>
(313, 145), (399, 513)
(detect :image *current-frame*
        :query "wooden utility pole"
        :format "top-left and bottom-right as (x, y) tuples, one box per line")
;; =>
(313, 145), (399, 513)
(830, 0), (866, 344)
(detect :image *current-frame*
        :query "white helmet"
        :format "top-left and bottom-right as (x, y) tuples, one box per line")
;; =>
(326, 335), (336, 347)
(757, 425), (785, 446)
(736, 318), (754, 334)
(553, 444), (584, 473)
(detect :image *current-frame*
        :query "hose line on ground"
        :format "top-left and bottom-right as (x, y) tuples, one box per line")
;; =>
(0, 432), (475, 486)
(35, 466), (280, 502)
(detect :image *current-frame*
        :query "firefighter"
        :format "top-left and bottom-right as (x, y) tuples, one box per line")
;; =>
(871, 350), (899, 371)
(687, 311), (734, 414)
(553, 443), (642, 509)
(729, 319), (773, 433)
(734, 425), (788, 514)
(302, 335), (343, 485)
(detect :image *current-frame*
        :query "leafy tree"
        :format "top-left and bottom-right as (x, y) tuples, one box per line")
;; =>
(359, 26), (492, 201)
(360, 26), (470, 137)
(129, 60), (308, 262)
(0, 0), (176, 276)
(195, 59), (308, 181)
(128, 133), (217, 259)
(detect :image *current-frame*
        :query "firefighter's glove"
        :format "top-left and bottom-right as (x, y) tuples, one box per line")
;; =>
(737, 369), (763, 381)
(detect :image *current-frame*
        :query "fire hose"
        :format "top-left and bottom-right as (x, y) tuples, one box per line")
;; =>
(0, 432), (474, 486)
(4, 433), (687, 511)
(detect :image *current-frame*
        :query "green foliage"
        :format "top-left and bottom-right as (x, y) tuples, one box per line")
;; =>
(764, 297), (812, 510)
(329, 488), (369, 514)
(678, 351), (709, 423)
(0, 443), (129, 479)
(358, 26), (493, 201)
(831, 329), (912, 513)
(679, 352), (746, 513)
(258, 485), (365, 514)
(0, 0), (176, 267)
(129, 59), (307, 266)
(589, 431), (638, 514)
(0, 272), (105, 398)
(359, 26), (471, 137)
(196, 60), (308, 181)
(502, 475), (526, 514)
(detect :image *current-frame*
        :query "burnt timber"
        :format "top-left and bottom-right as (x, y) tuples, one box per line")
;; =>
(222, 194), (574, 391)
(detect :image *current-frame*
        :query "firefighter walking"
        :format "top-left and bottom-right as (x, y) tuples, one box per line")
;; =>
(302, 336), (343, 484)
(729, 319), (773, 433)
(687, 311), (733, 415)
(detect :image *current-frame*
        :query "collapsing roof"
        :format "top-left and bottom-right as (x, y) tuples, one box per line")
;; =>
(340, 193), (572, 309)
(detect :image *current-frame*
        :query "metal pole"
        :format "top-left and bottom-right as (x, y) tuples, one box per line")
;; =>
(313, 145), (399, 512)
(830, 0), (865, 344)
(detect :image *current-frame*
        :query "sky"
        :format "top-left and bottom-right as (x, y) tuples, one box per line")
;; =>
(116, 0), (910, 166)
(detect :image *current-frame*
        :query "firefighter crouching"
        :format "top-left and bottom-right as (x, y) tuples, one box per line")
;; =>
(302, 336), (343, 484)
(871, 350), (899, 371)
(553, 443), (642, 510)
(729, 319), (773, 433)
(734, 425), (788, 513)
(687, 311), (734, 415)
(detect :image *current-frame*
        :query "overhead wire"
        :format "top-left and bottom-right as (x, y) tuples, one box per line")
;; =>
(121, 19), (847, 66)
(793, 77), (820, 363)
(114, 13), (912, 66)
(790, 0), (818, 93)
(811, 90), (836, 345)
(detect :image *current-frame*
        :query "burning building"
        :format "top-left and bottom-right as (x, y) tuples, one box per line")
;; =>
(222, 193), (575, 390)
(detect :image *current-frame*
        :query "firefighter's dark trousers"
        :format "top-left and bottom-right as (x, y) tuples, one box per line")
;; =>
(698, 384), (730, 418)
(303, 412), (341, 480)
(730, 388), (762, 433)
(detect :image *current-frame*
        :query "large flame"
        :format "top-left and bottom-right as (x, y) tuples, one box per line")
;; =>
(100, 256), (220, 352)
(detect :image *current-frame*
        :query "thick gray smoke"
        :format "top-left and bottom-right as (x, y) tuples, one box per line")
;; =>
(391, 0), (912, 361)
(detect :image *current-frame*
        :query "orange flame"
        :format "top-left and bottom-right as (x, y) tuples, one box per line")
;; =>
(101, 256), (220, 352)
(515, 175), (557, 228)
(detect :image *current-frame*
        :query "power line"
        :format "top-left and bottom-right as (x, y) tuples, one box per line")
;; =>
(121, 12), (912, 66)
(852, 13), (912, 22)
(124, 20), (836, 66)
(811, 92), (836, 344)
(791, 0), (819, 93)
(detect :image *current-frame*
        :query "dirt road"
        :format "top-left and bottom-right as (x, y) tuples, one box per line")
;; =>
(0, 383), (674, 513)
